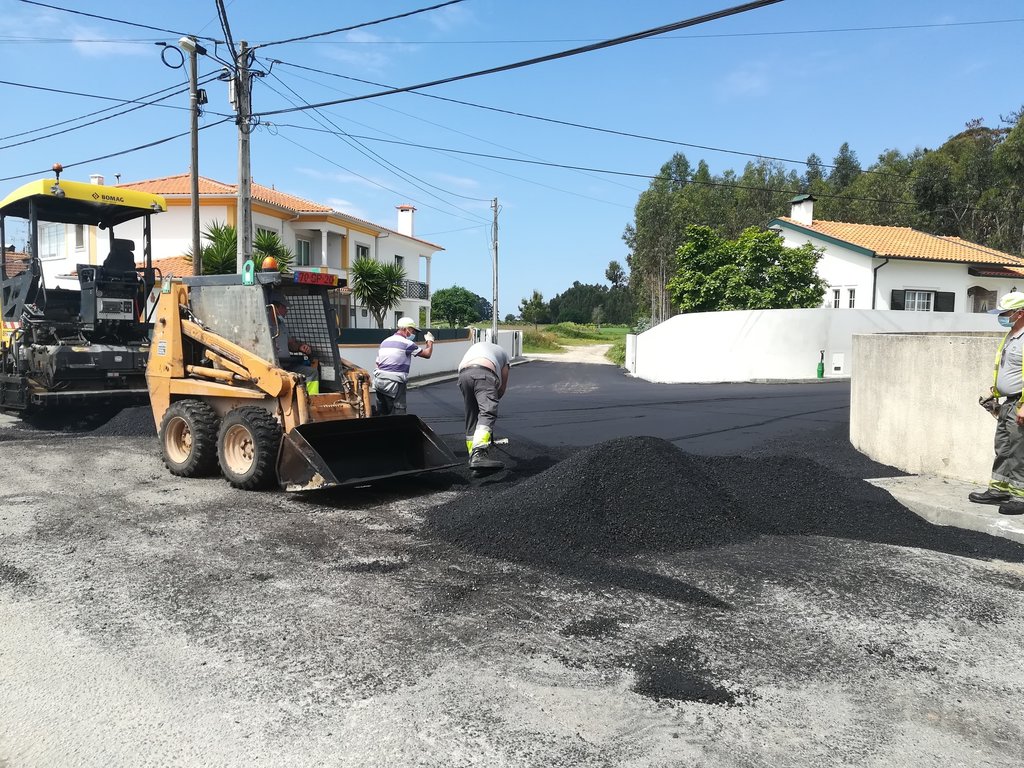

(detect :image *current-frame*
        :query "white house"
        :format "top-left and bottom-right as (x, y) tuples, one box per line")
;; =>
(38, 172), (443, 329)
(769, 194), (1024, 314)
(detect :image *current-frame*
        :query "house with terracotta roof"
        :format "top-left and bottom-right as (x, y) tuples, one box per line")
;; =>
(769, 195), (1024, 314)
(63, 173), (442, 328)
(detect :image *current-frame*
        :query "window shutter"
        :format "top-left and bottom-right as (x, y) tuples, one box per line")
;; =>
(934, 291), (955, 312)
(890, 290), (906, 310)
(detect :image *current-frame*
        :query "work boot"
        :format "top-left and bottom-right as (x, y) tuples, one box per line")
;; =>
(469, 447), (504, 471)
(998, 499), (1024, 516)
(968, 488), (1012, 505)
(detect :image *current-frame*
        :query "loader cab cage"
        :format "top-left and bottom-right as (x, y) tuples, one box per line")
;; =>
(183, 274), (348, 392)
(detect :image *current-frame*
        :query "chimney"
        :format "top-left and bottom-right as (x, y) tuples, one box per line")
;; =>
(396, 204), (416, 237)
(790, 193), (814, 226)
(89, 173), (104, 186)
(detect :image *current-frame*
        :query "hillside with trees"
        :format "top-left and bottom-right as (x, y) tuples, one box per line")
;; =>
(624, 108), (1024, 324)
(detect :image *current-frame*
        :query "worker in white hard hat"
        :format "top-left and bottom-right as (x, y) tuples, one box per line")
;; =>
(372, 316), (433, 415)
(970, 290), (1024, 515)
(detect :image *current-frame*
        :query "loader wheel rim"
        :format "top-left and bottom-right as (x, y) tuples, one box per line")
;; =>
(222, 423), (256, 476)
(165, 416), (194, 465)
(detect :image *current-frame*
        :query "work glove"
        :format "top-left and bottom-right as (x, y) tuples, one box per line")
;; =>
(979, 393), (1000, 418)
(424, 332), (435, 343)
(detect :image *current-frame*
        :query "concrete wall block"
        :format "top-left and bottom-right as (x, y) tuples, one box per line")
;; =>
(851, 332), (1000, 483)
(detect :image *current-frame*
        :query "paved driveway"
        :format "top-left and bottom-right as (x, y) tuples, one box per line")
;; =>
(1, 363), (1022, 767)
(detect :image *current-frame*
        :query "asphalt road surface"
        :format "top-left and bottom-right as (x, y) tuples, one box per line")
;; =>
(1, 362), (1022, 767)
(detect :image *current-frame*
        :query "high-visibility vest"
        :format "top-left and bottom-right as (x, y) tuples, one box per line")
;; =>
(992, 330), (1024, 397)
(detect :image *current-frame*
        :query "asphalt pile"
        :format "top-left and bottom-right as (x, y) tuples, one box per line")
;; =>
(90, 406), (157, 437)
(427, 435), (1024, 566)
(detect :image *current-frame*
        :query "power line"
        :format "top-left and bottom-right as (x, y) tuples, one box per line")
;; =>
(270, 59), (905, 181)
(256, 0), (785, 118)
(15, 0), (205, 40)
(257, 72), (491, 221)
(267, 17), (1024, 44)
(0, 73), (226, 151)
(262, 123), (1024, 217)
(257, 0), (471, 49)
(0, 118), (233, 183)
(270, 130), (491, 227)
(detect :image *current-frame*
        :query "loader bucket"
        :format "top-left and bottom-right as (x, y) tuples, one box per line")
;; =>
(277, 414), (460, 492)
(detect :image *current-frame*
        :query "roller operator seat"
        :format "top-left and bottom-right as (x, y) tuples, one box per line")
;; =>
(102, 238), (137, 274)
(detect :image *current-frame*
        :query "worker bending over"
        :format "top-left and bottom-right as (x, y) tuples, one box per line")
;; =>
(458, 340), (510, 471)
(373, 316), (434, 415)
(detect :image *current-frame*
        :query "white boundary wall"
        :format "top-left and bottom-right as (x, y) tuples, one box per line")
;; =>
(851, 332), (1001, 483)
(628, 308), (999, 383)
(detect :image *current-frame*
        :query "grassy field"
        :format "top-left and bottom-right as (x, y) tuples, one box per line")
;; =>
(513, 322), (630, 364)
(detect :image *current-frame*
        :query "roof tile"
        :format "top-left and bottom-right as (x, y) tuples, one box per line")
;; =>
(778, 217), (1024, 266)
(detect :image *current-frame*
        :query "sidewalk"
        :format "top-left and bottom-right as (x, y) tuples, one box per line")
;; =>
(868, 475), (1024, 546)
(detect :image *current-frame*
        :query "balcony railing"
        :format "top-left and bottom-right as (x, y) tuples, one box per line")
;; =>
(403, 279), (429, 300)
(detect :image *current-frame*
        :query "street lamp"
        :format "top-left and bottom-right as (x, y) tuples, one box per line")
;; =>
(178, 36), (208, 276)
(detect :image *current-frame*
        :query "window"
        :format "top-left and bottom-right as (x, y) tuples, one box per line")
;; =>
(296, 238), (311, 267)
(847, 288), (856, 308)
(832, 289), (841, 309)
(394, 254), (404, 269)
(905, 290), (933, 312)
(39, 222), (65, 260)
(361, 309), (367, 317)
(74, 224), (85, 250)
(395, 311), (403, 327)
(356, 244), (369, 260)
(256, 226), (275, 238)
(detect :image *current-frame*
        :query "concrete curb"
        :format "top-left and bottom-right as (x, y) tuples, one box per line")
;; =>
(867, 475), (1024, 546)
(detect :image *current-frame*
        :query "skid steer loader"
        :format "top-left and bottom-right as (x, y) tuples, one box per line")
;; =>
(146, 271), (458, 491)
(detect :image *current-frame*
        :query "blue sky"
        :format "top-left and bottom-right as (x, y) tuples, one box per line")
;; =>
(0, 0), (1021, 318)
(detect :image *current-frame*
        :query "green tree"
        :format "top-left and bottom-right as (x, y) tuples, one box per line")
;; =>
(430, 285), (481, 327)
(519, 290), (548, 328)
(591, 305), (604, 329)
(350, 256), (406, 328)
(667, 225), (827, 312)
(605, 260), (626, 288)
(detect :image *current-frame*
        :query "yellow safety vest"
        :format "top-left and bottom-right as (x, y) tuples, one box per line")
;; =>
(992, 329), (1024, 397)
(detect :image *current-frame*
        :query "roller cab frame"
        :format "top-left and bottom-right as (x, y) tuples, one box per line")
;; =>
(0, 175), (167, 422)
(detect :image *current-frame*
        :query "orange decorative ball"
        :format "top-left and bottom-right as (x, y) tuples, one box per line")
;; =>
(261, 256), (278, 271)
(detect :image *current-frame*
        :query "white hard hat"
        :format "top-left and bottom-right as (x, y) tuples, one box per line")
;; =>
(990, 291), (1024, 314)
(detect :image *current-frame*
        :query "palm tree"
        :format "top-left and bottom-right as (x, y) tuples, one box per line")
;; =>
(254, 229), (294, 273)
(185, 223), (294, 275)
(185, 221), (236, 275)
(350, 256), (406, 328)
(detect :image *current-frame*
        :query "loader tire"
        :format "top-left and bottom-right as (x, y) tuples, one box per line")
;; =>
(217, 406), (282, 490)
(160, 399), (219, 477)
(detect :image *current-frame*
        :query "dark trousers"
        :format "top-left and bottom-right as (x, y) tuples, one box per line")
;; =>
(458, 366), (500, 450)
(991, 395), (1024, 497)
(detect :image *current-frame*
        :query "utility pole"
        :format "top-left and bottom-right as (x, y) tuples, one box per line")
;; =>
(235, 40), (253, 273)
(178, 36), (207, 276)
(491, 197), (499, 339)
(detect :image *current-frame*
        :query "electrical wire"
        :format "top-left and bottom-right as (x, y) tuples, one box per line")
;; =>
(0, 74), (221, 142)
(0, 73), (226, 151)
(269, 59), (906, 181)
(215, 0), (238, 62)
(270, 130), (491, 227)
(16, 0), (206, 40)
(260, 123), (1024, 217)
(263, 69), (491, 204)
(0, 118), (233, 183)
(256, 0), (784, 118)
(256, 0), (470, 49)
(267, 16), (1024, 44)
